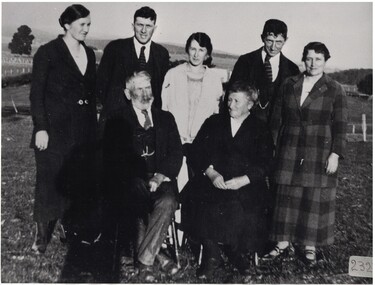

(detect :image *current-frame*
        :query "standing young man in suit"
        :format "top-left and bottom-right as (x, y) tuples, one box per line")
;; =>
(224, 19), (300, 124)
(96, 6), (170, 116)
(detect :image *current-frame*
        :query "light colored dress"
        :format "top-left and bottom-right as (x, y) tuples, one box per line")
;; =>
(162, 62), (223, 190)
(162, 62), (223, 144)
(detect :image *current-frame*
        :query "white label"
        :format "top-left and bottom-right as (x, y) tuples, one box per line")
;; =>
(348, 256), (372, 278)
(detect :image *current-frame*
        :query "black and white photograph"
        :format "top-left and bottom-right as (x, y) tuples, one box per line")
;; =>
(1, 1), (372, 283)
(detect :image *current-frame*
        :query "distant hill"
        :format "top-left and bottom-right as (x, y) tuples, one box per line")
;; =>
(84, 39), (239, 70)
(327, 69), (372, 85)
(2, 25), (239, 70)
(4, 25), (372, 75)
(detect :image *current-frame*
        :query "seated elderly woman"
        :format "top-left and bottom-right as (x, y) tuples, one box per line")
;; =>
(184, 81), (274, 280)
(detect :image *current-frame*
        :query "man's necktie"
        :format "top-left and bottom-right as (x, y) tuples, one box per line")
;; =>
(141, 109), (152, 130)
(264, 54), (273, 83)
(139, 46), (147, 70)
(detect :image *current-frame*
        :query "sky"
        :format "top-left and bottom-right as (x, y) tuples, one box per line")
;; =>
(1, 1), (373, 70)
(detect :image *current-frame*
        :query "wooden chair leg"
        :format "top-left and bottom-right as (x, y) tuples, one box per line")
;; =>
(254, 252), (259, 266)
(171, 220), (180, 269)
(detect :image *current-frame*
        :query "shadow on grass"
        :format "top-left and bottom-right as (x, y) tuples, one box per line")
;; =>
(58, 220), (141, 283)
(59, 239), (121, 283)
(2, 106), (30, 117)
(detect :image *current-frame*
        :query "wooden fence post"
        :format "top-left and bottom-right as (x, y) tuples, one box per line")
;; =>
(362, 114), (367, 142)
(10, 94), (18, 114)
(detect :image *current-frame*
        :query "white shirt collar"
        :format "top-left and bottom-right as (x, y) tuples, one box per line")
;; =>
(133, 37), (152, 62)
(230, 114), (249, 137)
(262, 48), (281, 63)
(132, 104), (153, 127)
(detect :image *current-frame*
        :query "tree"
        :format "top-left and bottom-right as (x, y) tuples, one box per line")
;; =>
(357, 74), (373, 95)
(8, 25), (35, 55)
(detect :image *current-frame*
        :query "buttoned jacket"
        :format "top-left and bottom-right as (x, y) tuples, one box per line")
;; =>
(30, 36), (97, 154)
(271, 73), (348, 187)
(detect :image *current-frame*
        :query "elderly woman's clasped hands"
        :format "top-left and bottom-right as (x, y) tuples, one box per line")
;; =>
(205, 166), (250, 190)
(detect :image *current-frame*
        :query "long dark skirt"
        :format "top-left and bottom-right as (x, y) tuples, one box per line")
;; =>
(270, 184), (336, 246)
(34, 150), (69, 222)
(183, 176), (268, 252)
(33, 146), (98, 239)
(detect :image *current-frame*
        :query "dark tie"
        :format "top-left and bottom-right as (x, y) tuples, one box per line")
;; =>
(264, 54), (273, 83)
(139, 46), (147, 70)
(141, 109), (152, 130)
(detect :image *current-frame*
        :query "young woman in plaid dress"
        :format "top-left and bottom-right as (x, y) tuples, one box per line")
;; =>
(265, 42), (348, 264)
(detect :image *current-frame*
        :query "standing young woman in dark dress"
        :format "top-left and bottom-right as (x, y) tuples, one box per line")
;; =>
(30, 4), (97, 253)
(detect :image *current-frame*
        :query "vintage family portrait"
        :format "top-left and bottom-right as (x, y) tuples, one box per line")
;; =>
(1, 1), (372, 283)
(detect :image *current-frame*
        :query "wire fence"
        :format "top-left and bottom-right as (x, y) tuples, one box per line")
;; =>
(2, 55), (33, 77)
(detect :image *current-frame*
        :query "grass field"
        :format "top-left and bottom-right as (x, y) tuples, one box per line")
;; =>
(1, 85), (373, 283)
(2, 84), (372, 129)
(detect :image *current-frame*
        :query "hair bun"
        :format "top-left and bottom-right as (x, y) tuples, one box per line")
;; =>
(59, 4), (90, 31)
(58, 18), (64, 28)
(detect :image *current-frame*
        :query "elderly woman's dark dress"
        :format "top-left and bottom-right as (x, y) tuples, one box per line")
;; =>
(185, 112), (274, 252)
(30, 36), (97, 236)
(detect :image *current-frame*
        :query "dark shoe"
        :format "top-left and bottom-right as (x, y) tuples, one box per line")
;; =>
(31, 222), (48, 254)
(196, 257), (220, 281)
(138, 262), (156, 282)
(157, 252), (179, 276)
(234, 254), (251, 276)
(303, 249), (317, 266)
(262, 245), (289, 261)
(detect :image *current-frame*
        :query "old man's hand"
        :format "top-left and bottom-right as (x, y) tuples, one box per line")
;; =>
(149, 173), (165, 192)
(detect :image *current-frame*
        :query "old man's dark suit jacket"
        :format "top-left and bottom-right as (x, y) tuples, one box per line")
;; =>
(96, 37), (170, 117)
(103, 103), (183, 190)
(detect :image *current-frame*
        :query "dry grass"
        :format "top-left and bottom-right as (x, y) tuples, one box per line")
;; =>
(1, 85), (372, 283)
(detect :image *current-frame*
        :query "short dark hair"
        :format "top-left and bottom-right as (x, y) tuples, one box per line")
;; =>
(59, 4), (90, 31)
(134, 6), (157, 23)
(302, 42), (331, 61)
(227, 81), (259, 104)
(261, 19), (288, 40)
(185, 32), (213, 66)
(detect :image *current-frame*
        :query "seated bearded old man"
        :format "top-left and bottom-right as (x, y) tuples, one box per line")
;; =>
(103, 71), (183, 282)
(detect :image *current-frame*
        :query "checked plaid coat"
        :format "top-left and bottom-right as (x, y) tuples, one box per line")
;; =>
(271, 73), (348, 188)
